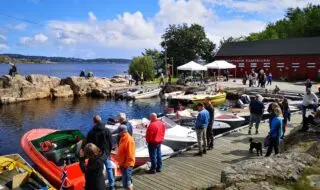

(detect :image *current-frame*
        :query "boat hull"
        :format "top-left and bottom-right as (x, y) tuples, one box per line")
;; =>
(163, 139), (196, 151)
(0, 154), (55, 190)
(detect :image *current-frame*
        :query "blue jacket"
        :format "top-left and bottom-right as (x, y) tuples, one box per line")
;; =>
(270, 116), (283, 143)
(195, 109), (209, 129)
(268, 75), (272, 81)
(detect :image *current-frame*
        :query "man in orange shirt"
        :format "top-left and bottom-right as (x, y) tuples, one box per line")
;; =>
(117, 125), (135, 190)
(145, 113), (166, 174)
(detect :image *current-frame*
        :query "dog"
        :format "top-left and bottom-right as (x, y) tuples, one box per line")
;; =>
(249, 138), (263, 156)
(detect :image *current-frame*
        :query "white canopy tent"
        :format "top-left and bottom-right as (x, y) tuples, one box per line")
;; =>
(177, 61), (207, 71)
(205, 60), (237, 78)
(177, 61), (207, 83)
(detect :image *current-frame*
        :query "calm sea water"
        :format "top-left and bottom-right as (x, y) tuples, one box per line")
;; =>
(0, 63), (129, 78)
(0, 97), (167, 159)
(0, 62), (167, 161)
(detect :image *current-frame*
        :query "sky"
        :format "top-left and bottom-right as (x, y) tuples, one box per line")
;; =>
(0, 0), (319, 59)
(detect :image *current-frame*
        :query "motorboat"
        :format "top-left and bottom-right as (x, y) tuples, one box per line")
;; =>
(21, 129), (120, 190)
(168, 108), (245, 128)
(106, 117), (198, 151)
(109, 132), (174, 166)
(0, 154), (54, 190)
(162, 91), (185, 100)
(133, 88), (161, 99)
(168, 92), (226, 106)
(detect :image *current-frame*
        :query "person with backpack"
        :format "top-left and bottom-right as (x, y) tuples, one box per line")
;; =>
(85, 115), (115, 190)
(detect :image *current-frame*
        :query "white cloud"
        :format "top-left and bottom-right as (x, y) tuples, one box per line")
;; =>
(19, 33), (48, 47)
(7, 23), (27, 31)
(156, 0), (215, 26)
(30, 0), (315, 57)
(0, 34), (7, 41)
(0, 44), (8, 50)
(207, 0), (320, 13)
(48, 11), (160, 49)
(156, 0), (266, 44)
(88, 11), (97, 22)
(0, 33), (8, 51)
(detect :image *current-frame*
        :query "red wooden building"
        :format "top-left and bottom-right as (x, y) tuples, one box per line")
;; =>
(215, 37), (320, 80)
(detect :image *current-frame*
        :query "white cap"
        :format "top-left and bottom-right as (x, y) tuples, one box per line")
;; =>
(117, 113), (127, 121)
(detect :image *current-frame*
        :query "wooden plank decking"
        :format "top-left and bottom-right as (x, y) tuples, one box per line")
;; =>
(116, 113), (301, 190)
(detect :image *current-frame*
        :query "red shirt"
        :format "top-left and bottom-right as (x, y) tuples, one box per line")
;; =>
(146, 120), (166, 144)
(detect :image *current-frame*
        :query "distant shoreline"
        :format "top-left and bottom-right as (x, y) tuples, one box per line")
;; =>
(0, 53), (132, 64)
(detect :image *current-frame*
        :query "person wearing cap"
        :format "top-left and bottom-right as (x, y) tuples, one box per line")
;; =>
(113, 113), (133, 136)
(248, 95), (265, 135)
(194, 103), (209, 156)
(85, 115), (115, 190)
(117, 125), (135, 190)
(145, 113), (166, 174)
(302, 88), (318, 120)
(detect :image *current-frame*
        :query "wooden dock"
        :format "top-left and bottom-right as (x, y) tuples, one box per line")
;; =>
(115, 113), (301, 190)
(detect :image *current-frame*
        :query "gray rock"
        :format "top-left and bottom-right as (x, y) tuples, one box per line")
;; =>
(307, 175), (320, 188)
(26, 74), (61, 89)
(221, 153), (317, 187)
(306, 142), (320, 159)
(226, 181), (275, 190)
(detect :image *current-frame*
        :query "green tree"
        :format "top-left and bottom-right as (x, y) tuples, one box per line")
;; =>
(160, 23), (216, 73)
(246, 4), (320, 41)
(128, 56), (155, 81)
(142, 49), (164, 73)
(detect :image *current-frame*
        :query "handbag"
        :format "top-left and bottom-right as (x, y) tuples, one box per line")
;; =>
(264, 134), (271, 148)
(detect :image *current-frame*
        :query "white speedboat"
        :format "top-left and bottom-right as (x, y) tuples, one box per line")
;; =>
(109, 129), (174, 167)
(168, 109), (245, 129)
(163, 91), (185, 100)
(106, 117), (198, 151)
(134, 88), (161, 99)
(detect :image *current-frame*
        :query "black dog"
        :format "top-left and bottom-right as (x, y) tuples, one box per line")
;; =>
(249, 138), (263, 156)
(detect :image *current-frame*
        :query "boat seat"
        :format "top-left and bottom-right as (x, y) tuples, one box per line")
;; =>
(42, 146), (75, 166)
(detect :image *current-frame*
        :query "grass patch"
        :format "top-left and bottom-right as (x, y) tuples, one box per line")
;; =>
(283, 164), (320, 190)
(144, 77), (178, 85)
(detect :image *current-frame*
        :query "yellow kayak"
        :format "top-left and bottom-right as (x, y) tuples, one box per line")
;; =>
(0, 154), (55, 190)
(191, 92), (227, 105)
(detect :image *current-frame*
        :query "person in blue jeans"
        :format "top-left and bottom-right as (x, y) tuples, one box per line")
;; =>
(86, 115), (115, 190)
(145, 113), (166, 174)
(265, 107), (283, 157)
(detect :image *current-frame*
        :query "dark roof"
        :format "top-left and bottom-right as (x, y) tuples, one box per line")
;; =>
(216, 37), (320, 57)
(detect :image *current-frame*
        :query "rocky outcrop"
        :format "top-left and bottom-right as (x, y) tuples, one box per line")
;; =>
(110, 77), (128, 84)
(26, 74), (61, 89)
(51, 85), (73, 98)
(63, 76), (128, 96)
(0, 75), (130, 104)
(221, 153), (318, 189)
(0, 75), (52, 104)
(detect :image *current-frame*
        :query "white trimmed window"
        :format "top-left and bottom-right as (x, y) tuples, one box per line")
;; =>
(291, 63), (300, 68)
(250, 63), (257, 68)
(277, 63), (284, 68)
(263, 63), (270, 68)
(307, 62), (316, 68)
(238, 63), (244, 68)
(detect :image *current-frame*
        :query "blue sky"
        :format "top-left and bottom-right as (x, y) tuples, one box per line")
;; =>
(0, 0), (318, 59)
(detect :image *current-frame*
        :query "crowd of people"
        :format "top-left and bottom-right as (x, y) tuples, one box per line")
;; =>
(79, 113), (165, 190)
(242, 69), (272, 88)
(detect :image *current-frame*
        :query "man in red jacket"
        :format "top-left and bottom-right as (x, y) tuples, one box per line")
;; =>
(145, 113), (166, 174)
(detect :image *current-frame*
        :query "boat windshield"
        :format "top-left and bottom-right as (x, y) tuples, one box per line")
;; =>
(133, 134), (146, 149)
